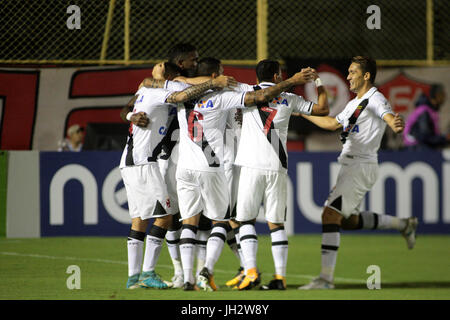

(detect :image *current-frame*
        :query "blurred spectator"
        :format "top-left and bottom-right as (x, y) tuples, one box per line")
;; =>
(403, 84), (450, 150)
(58, 124), (84, 152)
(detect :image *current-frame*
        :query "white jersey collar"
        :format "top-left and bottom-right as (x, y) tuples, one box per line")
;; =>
(359, 86), (378, 100)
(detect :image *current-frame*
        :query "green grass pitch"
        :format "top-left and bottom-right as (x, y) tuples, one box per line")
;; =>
(0, 234), (449, 300)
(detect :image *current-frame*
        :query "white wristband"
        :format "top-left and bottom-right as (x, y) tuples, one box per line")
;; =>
(315, 78), (323, 87)
(126, 112), (133, 121)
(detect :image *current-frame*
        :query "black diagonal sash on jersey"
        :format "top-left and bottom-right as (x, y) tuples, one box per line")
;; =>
(340, 98), (369, 144)
(125, 125), (135, 166)
(253, 85), (288, 169)
(147, 111), (179, 162)
(184, 102), (220, 168)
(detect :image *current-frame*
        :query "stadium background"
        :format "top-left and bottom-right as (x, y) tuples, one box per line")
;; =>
(1, 0), (450, 302)
(1, 0), (449, 238)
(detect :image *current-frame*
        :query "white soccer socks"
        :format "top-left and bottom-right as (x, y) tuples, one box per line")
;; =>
(360, 211), (407, 231)
(166, 229), (183, 276)
(204, 223), (228, 274)
(239, 222), (258, 271)
(195, 229), (210, 275)
(270, 226), (288, 277)
(320, 224), (340, 283)
(127, 229), (145, 277)
(142, 225), (167, 273)
(180, 224), (198, 284)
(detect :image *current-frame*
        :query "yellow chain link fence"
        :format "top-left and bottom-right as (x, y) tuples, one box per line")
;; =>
(0, 0), (448, 66)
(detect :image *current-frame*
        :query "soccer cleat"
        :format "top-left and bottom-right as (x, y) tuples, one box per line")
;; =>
(183, 282), (200, 291)
(260, 274), (286, 290)
(170, 274), (184, 288)
(297, 277), (335, 290)
(139, 271), (169, 289)
(140, 271), (173, 288)
(237, 268), (261, 290)
(126, 273), (141, 289)
(401, 217), (418, 250)
(197, 267), (218, 291)
(225, 267), (245, 287)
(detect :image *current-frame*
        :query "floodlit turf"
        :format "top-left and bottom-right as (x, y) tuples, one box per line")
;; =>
(0, 235), (449, 300)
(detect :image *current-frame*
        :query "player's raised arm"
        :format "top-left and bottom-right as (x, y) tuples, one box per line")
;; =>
(141, 77), (166, 89)
(310, 70), (329, 116)
(301, 114), (342, 131)
(243, 68), (314, 106)
(166, 75), (236, 104)
(383, 112), (405, 134)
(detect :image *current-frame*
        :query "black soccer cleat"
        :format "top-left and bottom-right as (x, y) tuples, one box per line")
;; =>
(183, 282), (199, 291)
(260, 275), (286, 290)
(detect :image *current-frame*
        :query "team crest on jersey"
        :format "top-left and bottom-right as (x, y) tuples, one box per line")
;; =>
(271, 96), (288, 106)
(198, 99), (214, 109)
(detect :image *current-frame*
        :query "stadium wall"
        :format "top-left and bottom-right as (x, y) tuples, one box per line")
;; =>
(3, 150), (449, 238)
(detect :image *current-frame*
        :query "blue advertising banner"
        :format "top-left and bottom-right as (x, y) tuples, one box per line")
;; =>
(283, 150), (449, 235)
(40, 151), (450, 236)
(40, 152), (129, 236)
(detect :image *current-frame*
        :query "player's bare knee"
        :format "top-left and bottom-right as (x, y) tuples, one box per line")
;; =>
(268, 221), (284, 231)
(229, 219), (240, 229)
(154, 215), (172, 229)
(131, 217), (149, 232)
(322, 207), (342, 225)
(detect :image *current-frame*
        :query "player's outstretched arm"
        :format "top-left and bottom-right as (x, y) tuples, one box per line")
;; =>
(166, 75), (236, 104)
(383, 113), (405, 134)
(301, 114), (342, 131)
(243, 68), (314, 106)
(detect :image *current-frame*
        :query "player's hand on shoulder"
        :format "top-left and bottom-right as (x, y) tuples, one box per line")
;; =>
(131, 111), (150, 127)
(212, 75), (237, 89)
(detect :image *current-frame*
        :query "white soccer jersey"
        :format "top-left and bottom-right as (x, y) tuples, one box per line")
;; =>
(234, 82), (314, 172)
(177, 90), (247, 172)
(336, 87), (393, 164)
(157, 80), (190, 161)
(119, 87), (174, 168)
(223, 108), (242, 169)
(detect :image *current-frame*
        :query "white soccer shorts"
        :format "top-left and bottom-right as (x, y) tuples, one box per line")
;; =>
(224, 164), (241, 219)
(325, 162), (379, 218)
(176, 167), (230, 221)
(236, 166), (287, 224)
(120, 163), (172, 220)
(158, 157), (179, 214)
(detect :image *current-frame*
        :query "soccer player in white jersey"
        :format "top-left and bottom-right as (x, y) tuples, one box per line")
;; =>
(169, 58), (315, 291)
(120, 71), (234, 290)
(121, 43), (200, 288)
(298, 56), (417, 290)
(231, 60), (329, 290)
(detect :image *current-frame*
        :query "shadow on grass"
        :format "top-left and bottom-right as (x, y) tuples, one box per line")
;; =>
(289, 281), (450, 290)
